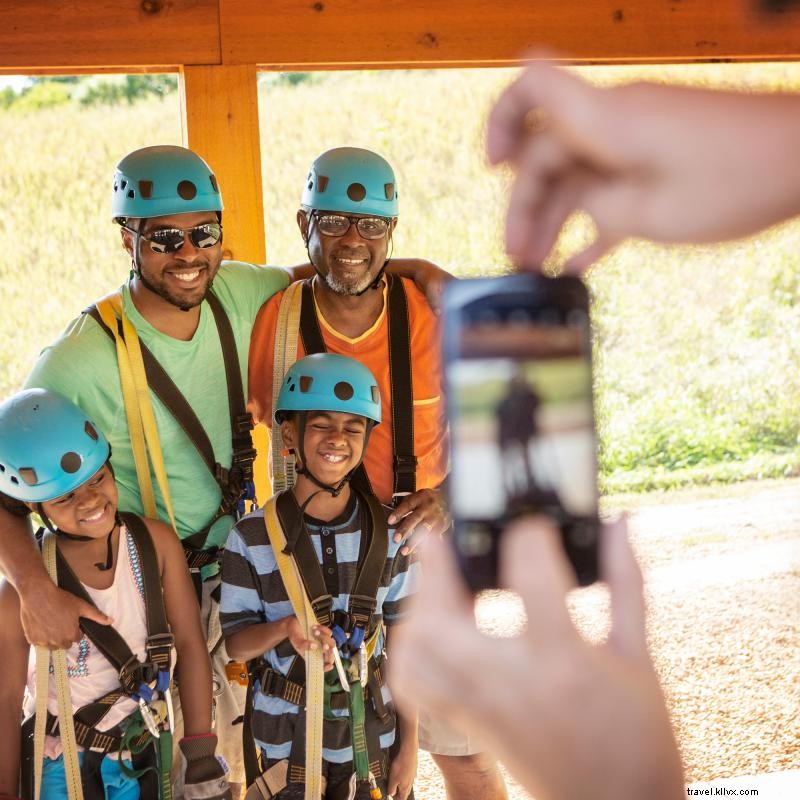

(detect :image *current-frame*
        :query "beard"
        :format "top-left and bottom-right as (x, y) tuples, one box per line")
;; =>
(324, 268), (377, 296)
(137, 260), (216, 311)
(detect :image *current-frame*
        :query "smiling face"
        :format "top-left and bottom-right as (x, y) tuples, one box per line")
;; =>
(38, 463), (118, 538)
(123, 210), (222, 311)
(298, 209), (395, 296)
(282, 410), (367, 485)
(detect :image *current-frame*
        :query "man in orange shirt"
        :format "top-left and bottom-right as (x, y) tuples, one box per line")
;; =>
(248, 147), (508, 800)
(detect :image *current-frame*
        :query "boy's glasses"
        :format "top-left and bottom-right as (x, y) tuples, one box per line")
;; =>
(311, 211), (392, 240)
(127, 222), (223, 254)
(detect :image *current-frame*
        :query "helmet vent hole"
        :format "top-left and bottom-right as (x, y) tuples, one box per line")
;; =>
(127, 189), (135, 199)
(384, 183), (395, 200)
(138, 180), (153, 199)
(0, 463), (5, 472)
(85, 422), (99, 441)
(120, 180), (127, 190)
(60, 452), (82, 474)
(10, 476), (18, 485)
(371, 386), (379, 403)
(347, 182), (366, 202)
(210, 174), (219, 192)
(317, 175), (329, 193)
(299, 376), (313, 393)
(19, 468), (37, 486)
(334, 381), (354, 401)
(177, 180), (197, 201)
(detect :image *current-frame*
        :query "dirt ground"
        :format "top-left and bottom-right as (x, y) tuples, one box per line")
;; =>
(413, 478), (800, 799)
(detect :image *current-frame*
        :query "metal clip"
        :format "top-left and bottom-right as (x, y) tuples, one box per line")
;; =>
(164, 686), (175, 733)
(138, 697), (161, 738)
(359, 646), (368, 687)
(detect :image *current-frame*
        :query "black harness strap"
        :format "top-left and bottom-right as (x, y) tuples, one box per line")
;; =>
(385, 274), (417, 498)
(54, 516), (172, 692)
(297, 276), (417, 501)
(85, 293), (255, 562)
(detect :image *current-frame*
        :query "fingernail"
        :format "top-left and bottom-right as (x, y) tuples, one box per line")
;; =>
(400, 546), (410, 556)
(388, 514), (397, 524)
(393, 533), (402, 543)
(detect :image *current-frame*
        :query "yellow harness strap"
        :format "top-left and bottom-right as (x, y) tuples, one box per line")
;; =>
(33, 533), (84, 800)
(262, 497), (324, 800)
(270, 282), (303, 493)
(94, 293), (178, 532)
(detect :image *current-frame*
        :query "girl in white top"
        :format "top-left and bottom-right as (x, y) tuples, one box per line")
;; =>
(0, 389), (230, 800)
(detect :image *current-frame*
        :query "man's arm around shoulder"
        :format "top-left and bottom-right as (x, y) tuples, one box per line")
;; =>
(0, 504), (110, 648)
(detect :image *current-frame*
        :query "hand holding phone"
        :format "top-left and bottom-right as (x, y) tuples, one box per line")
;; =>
(442, 273), (600, 591)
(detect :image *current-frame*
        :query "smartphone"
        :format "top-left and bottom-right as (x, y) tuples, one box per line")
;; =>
(442, 273), (600, 591)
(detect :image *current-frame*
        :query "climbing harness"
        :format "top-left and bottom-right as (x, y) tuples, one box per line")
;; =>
(242, 488), (391, 800)
(21, 514), (175, 800)
(86, 290), (257, 571)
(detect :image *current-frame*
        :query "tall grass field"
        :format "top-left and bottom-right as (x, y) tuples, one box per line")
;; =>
(1, 64), (799, 493)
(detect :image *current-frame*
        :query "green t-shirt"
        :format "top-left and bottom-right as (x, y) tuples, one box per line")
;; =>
(25, 261), (289, 559)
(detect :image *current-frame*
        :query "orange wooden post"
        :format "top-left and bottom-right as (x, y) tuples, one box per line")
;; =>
(180, 63), (273, 502)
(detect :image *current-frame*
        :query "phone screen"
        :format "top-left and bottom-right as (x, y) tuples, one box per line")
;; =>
(444, 275), (599, 590)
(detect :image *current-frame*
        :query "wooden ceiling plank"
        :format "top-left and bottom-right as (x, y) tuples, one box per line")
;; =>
(0, 0), (221, 70)
(219, 0), (800, 67)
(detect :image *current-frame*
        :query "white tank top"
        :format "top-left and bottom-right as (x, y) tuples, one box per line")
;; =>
(24, 523), (151, 759)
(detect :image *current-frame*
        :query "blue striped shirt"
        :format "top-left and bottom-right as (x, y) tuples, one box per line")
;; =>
(220, 492), (419, 763)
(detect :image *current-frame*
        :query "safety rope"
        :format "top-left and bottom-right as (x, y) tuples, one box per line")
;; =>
(34, 532), (84, 800)
(271, 281), (303, 493)
(94, 295), (178, 533)
(263, 497), (324, 800)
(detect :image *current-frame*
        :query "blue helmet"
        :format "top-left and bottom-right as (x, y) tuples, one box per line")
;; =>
(0, 389), (110, 503)
(111, 145), (223, 223)
(275, 354), (382, 426)
(301, 147), (398, 218)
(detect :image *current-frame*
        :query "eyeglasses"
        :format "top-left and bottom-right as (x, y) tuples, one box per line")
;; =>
(128, 222), (223, 254)
(310, 211), (392, 241)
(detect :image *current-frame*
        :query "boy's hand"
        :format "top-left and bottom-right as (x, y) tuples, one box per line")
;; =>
(286, 618), (336, 671)
(387, 740), (417, 800)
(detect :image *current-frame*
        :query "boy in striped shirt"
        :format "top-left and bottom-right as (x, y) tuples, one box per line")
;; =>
(220, 354), (419, 800)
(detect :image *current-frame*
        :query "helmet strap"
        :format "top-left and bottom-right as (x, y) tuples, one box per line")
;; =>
(42, 511), (122, 572)
(292, 414), (376, 503)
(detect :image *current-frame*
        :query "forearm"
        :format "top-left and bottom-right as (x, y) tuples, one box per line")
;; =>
(174, 635), (214, 736)
(0, 698), (22, 792)
(284, 263), (314, 282)
(225, 617), (291, 662)
(0, 509), (43, 590)
(386, 258), (449, 282)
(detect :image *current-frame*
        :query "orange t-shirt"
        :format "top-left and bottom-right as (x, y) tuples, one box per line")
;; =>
(248, 278), (449, 505)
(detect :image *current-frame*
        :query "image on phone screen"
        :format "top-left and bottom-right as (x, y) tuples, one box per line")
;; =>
(444, 276), (599, 589)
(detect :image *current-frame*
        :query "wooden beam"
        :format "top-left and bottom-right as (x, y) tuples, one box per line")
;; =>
(2, 1), (800, 72)
(221, 0), (800, 68)
(0, 0), (220, 70)
(180, 62), (272, 498)
(180, 64), (265, 264)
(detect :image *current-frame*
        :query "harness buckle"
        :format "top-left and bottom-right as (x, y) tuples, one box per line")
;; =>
(118, 655), (154, 696)
(348, 594), (377, 629)
(310, 594), (334, 625)
(393, 454), (418, 476)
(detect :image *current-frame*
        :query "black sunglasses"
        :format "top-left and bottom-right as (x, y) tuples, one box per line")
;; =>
(128, 222), (223, 254)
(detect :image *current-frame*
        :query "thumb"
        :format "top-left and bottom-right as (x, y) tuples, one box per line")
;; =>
(76, 597), (112, 626)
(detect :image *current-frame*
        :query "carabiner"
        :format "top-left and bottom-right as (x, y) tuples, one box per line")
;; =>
(138, 697), (161, 738)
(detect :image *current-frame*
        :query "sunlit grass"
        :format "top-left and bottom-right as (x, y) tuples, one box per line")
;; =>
(2, 63), (799, 493)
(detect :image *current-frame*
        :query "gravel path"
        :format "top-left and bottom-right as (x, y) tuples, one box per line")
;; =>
(413, 479), (800, 799)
